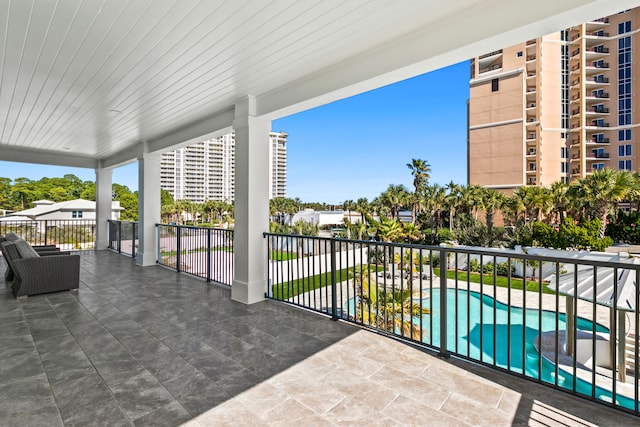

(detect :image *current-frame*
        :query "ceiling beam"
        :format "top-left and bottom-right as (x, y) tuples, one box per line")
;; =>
(0, 145), (97, 169)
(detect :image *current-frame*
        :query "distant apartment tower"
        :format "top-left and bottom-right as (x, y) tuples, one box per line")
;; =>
(161, 132), (288, 202)
(468, 8), (639, 189)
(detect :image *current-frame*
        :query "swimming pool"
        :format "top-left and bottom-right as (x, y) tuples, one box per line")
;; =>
(349, 288), (636, 409)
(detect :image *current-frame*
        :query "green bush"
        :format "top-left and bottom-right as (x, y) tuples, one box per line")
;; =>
(468, 258), (480, 272)
(482, 261), (494, 275)
(496, 261), (514, 277)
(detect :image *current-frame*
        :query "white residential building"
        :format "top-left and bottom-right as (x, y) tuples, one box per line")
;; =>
(161, 132), (288, 203)
(0, 199), (123, 222)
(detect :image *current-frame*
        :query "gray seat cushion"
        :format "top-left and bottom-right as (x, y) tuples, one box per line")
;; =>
(4, 232), (20, 242)
(13, 239), (40, 259)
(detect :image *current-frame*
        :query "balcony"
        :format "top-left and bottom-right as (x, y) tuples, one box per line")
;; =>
(586, 152), (610, 160)
(526, 54), (536, 61)
(3, 223), (640, 426)
(587, 137), (610, 145)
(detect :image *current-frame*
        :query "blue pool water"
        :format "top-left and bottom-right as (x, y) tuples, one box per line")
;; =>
(349, 288), (636, 409)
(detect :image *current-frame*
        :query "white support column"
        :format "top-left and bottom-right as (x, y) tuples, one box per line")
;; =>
(136, 150), (162, 267)
(232, 96), (271, 304)
(95, 166), (113, 250)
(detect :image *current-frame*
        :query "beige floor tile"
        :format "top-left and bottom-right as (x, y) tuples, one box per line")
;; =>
(319, 367), (399, 410)
(232, 383), (290, 417)
(195, 400), (264, 426)
(262, 397), (317, 424)
(277, 381), (346, 414)
(323, 397), (402, 426)
(382, 394), (470, 427)
(369, 365), (451, 410)
(268, 414), (337, 427)
(364, 344), (431, 377)
(439, 392), (516, 426)
(421, 364), (505, 407)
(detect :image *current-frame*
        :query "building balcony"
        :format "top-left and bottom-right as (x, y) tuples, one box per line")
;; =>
(526, 149), (537, 156)
(587, 62), (610, 71)
(2, 249), (635, 426)
(586, 152), (610, 160)
(478, 63), (502, 74)
(586, 92), (609, 101)
(587, 137), (610, 145)
(526, 54), (537, 61)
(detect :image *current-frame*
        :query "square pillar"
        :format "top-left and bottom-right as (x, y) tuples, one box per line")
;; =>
(95, 167), (113, 250)
(232, 96), (271, 304)
(136, 151), (162, 266)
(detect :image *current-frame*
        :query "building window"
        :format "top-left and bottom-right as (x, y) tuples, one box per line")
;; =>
(618, 35), (632, 127)
(517, 51), (523, 57)
(561, 147), (567, 159)
(592, 163), (605, 170)
(619, 129), (632, 141)
(619, 160), (633, 170)
(491, 78), (499, 92)
(619, 144), (632, 156)
(618, 21), (632, 34)
(561, 162), (568, 173)
(72, 211), (83, 219)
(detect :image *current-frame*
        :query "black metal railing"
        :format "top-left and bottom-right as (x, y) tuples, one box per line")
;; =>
(107, 220), (138, 257)
(0, 219), (96, 250)
(265, 233), (640, 416)
(156, 224), (233, 285)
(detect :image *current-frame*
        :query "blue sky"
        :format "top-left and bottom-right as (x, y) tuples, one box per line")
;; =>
(0, 60), (469, 203)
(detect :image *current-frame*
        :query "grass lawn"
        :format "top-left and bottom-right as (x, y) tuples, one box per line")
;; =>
(434, 268), (554, 294)
(272, 265), (383, 300)
(270, 251), (297, 261)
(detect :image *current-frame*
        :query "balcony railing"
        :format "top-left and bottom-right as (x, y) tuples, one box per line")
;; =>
(0, 219), (96, 250)
(156, 224), (234, 285)
(479, 49), (502, 59)
(264, 233), (640, 416)
(107, 220), (138, 257)
(589, 137), (610, 144)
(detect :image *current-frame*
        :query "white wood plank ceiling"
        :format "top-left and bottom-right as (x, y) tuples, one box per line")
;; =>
(0, 0), (638, 167)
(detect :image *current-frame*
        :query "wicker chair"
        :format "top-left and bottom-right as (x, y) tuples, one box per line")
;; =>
(0, 235), (65, 281)
(0, 240), (80, 298)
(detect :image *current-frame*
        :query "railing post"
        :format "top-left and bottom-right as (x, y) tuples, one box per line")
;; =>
(117, 221), (122, 253)
(44, 220), (48, 246)
(331, 238), (338, 320)
(206, 228), (212, 282)
(176, 225), (181, 273)
(439, 248), (449, 358)
(132, 222), (137, 258)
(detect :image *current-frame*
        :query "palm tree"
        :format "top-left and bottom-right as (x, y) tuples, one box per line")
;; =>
(406, 159), (431, 223)
(380, 184), (409, 220)
(354, 266), (429, 341)
(343, 199), (355, 226)
(459, 185), (483, 219)
(480, 188), (506, 236)
(356, 197), (370, 223)
(567, 168), (633, 238)
(549, 181), (569, 224)
(375, 217), (404, 243)
(406, 158), (431, 191)
(445, 181), (462, 231)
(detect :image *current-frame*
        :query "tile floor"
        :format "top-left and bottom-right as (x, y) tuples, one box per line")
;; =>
(0, 250), (638, 426)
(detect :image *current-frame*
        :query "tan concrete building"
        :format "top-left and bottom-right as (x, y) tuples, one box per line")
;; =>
(469, 8), (640, 189)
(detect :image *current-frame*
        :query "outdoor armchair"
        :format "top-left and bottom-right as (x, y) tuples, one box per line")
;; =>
(1, 240), (79, 298)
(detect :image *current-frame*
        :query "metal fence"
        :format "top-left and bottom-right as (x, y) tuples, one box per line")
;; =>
(264, 232), (640, 416)
(0, 219), (96, 250)
(156, 224), (234, 285)
(107, 220), (138, 257)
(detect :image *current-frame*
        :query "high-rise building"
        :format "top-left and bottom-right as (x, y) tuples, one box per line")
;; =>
(468, 8), (638, 190)
(161, 131), (288, 202)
